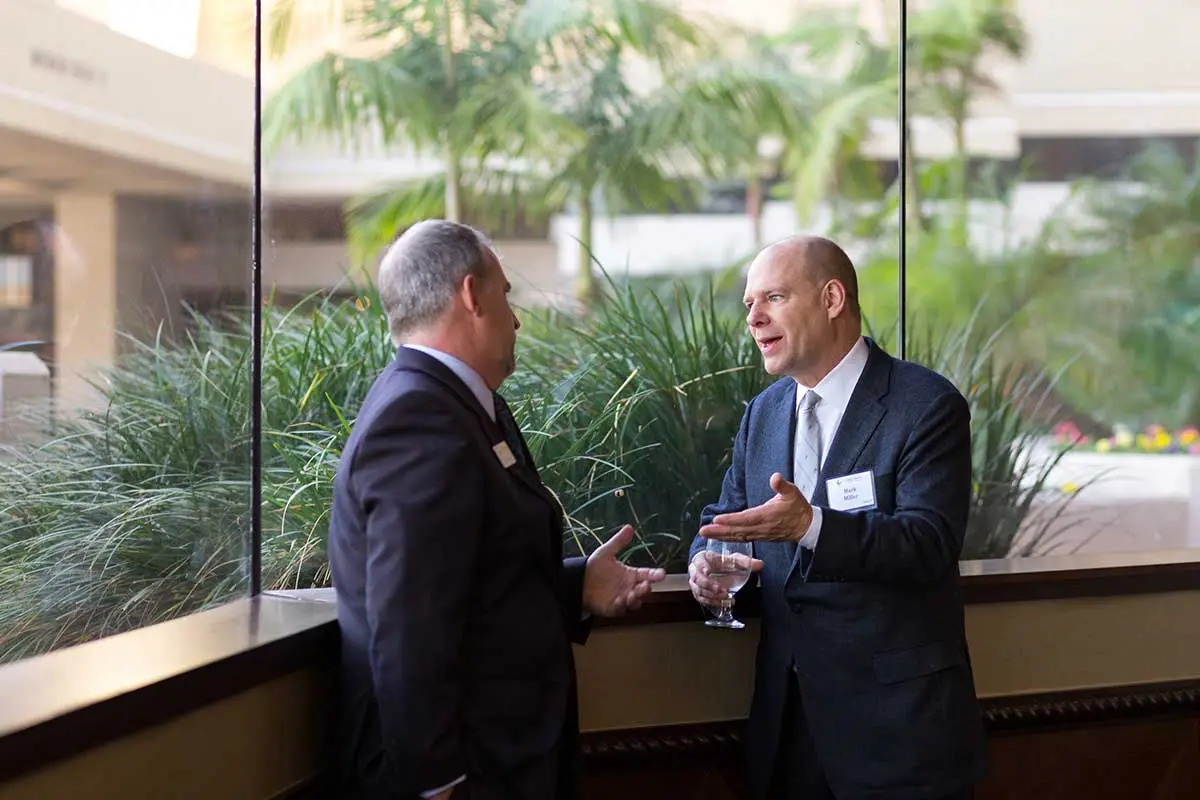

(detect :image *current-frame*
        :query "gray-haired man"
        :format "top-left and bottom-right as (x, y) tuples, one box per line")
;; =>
(328, 219), (664, 800)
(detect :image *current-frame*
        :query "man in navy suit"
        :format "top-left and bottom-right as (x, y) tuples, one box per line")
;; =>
(689, 236), (986, 799)
(329, 219), (665, 800)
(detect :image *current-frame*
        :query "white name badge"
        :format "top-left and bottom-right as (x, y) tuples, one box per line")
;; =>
(826, 470), (877, 512)
(492, 441), (517, 469)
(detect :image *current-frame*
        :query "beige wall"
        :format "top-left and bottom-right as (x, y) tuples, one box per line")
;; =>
(3, 0), (251, 187)
(1015, 0), (1200, 94)
(0, 667), (330, 800)
(53, 193), (116, 410)
(574, 589), (1200, 731)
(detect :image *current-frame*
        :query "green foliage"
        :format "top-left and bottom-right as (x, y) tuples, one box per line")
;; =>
(1, 260), (1088, 660)
(1064, 145), (1200, 427)
(509, 275), (771, 567)
(904, 315), (1086, 559)
(0, 296), (396, 661)
(0, 321), (253, 661)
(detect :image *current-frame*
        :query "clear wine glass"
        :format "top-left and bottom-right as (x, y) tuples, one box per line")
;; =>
(703, 539), (753, 629)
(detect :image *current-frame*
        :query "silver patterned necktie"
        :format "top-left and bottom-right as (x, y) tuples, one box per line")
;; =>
(793, 389), (823, 501)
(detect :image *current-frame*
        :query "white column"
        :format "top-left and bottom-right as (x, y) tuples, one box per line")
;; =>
(53, 192), (117, 412)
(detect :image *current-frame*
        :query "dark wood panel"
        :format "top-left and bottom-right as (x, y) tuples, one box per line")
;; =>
(580, 680), (1200, 799)
(581, 763), (745, 800)
(980, 719), (1200, 800)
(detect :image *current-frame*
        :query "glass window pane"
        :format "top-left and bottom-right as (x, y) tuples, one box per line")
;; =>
(903, 0), (1199, 561)
(261, 0), (899, 577)
(0, 0), (254, 663)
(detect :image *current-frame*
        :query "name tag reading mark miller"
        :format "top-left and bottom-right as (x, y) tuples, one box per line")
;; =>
(826, 470), (877, 512)
(492, 441), (517, 469)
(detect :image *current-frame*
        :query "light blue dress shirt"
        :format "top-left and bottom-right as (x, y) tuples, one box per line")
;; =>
(403, 344), (495, 423)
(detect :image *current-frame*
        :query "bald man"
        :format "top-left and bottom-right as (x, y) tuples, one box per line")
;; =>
(688, 236), (986, 799)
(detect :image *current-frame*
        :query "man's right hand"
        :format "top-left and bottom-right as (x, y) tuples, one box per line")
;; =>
(688, 550), (764, 607)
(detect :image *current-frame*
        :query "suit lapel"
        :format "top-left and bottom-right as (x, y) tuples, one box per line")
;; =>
(814, 342), (892, 505)
(785, 341), (892, 585)
(763, 379), (799, 485)
(391, 349), (560, 518)
(505, 420), (567, 561)
(504, 412), (566, 531)
(759, 381), (798, 575)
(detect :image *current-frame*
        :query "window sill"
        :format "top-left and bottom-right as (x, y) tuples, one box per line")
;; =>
(0, 593), (338, 783)
(591, 548), (1200, 628)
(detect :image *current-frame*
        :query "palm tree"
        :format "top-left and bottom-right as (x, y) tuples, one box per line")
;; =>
(907, 0), (1027, 217)
(263, 0), (570, 261)
(512, 0), (814, 306)
(770, 7), (898, 232)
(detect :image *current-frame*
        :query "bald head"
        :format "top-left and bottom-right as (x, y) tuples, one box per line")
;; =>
(759, 235), (860, 318)
(743, 234), (863, 385)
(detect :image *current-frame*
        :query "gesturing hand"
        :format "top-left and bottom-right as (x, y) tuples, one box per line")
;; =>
(583, 525), (667, 617)
(698, 473), (813, 543)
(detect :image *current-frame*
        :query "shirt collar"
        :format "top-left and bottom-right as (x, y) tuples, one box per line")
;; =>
(402, 344), (496, 422)
(796, 336), (869, 413)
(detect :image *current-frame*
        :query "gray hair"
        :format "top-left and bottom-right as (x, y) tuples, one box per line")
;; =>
(377, 219), (493, 342)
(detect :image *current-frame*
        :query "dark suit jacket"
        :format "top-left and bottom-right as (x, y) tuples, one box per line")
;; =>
(690, 339), (987, 800)
(329, 347), (590, 800)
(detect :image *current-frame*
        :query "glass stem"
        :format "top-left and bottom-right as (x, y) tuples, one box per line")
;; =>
(719, 597), (734, 622)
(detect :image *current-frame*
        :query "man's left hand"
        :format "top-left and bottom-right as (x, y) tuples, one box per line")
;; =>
(583, 525), (667, 617)
(698, 472), (813, 543)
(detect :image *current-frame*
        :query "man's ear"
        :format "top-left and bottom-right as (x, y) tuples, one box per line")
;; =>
(824, 279), (848, 319)
(460, 274), (483, 316)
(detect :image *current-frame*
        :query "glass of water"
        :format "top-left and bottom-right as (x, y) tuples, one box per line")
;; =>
(704, 539), (753, 629)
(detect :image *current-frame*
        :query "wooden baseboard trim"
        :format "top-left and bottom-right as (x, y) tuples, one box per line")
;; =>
(982, 678), (1200, 732)
(581, 721), (743, 764)
(580, 678), (1200, 763)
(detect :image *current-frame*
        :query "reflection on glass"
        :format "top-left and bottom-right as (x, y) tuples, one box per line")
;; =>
(901, 0), (1199, 560)
(0, 0), (253, 663)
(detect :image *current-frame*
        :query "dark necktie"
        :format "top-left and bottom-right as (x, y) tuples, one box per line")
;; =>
(492, 393), (528, 469)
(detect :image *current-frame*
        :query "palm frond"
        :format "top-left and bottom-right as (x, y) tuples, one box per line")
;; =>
(344, 166), (571, 261)
(263, 45), (447, 153)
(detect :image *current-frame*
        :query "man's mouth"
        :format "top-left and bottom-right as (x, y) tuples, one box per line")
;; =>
(757, 335), (783, 354)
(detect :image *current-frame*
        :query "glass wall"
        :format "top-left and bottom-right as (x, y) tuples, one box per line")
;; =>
(255, 0), (1195, 575)
(258, 0), (901, 576)
(902, 0), (1199, 559)
(0, 0), (254, 663)
(2, 0), (1196, 669)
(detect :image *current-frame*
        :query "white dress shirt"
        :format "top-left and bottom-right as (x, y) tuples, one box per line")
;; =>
(796, 337), (870, 551)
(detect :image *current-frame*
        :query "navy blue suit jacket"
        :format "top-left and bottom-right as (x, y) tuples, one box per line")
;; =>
(691, 339), (987, 799)
(329, 348), (590, 800)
